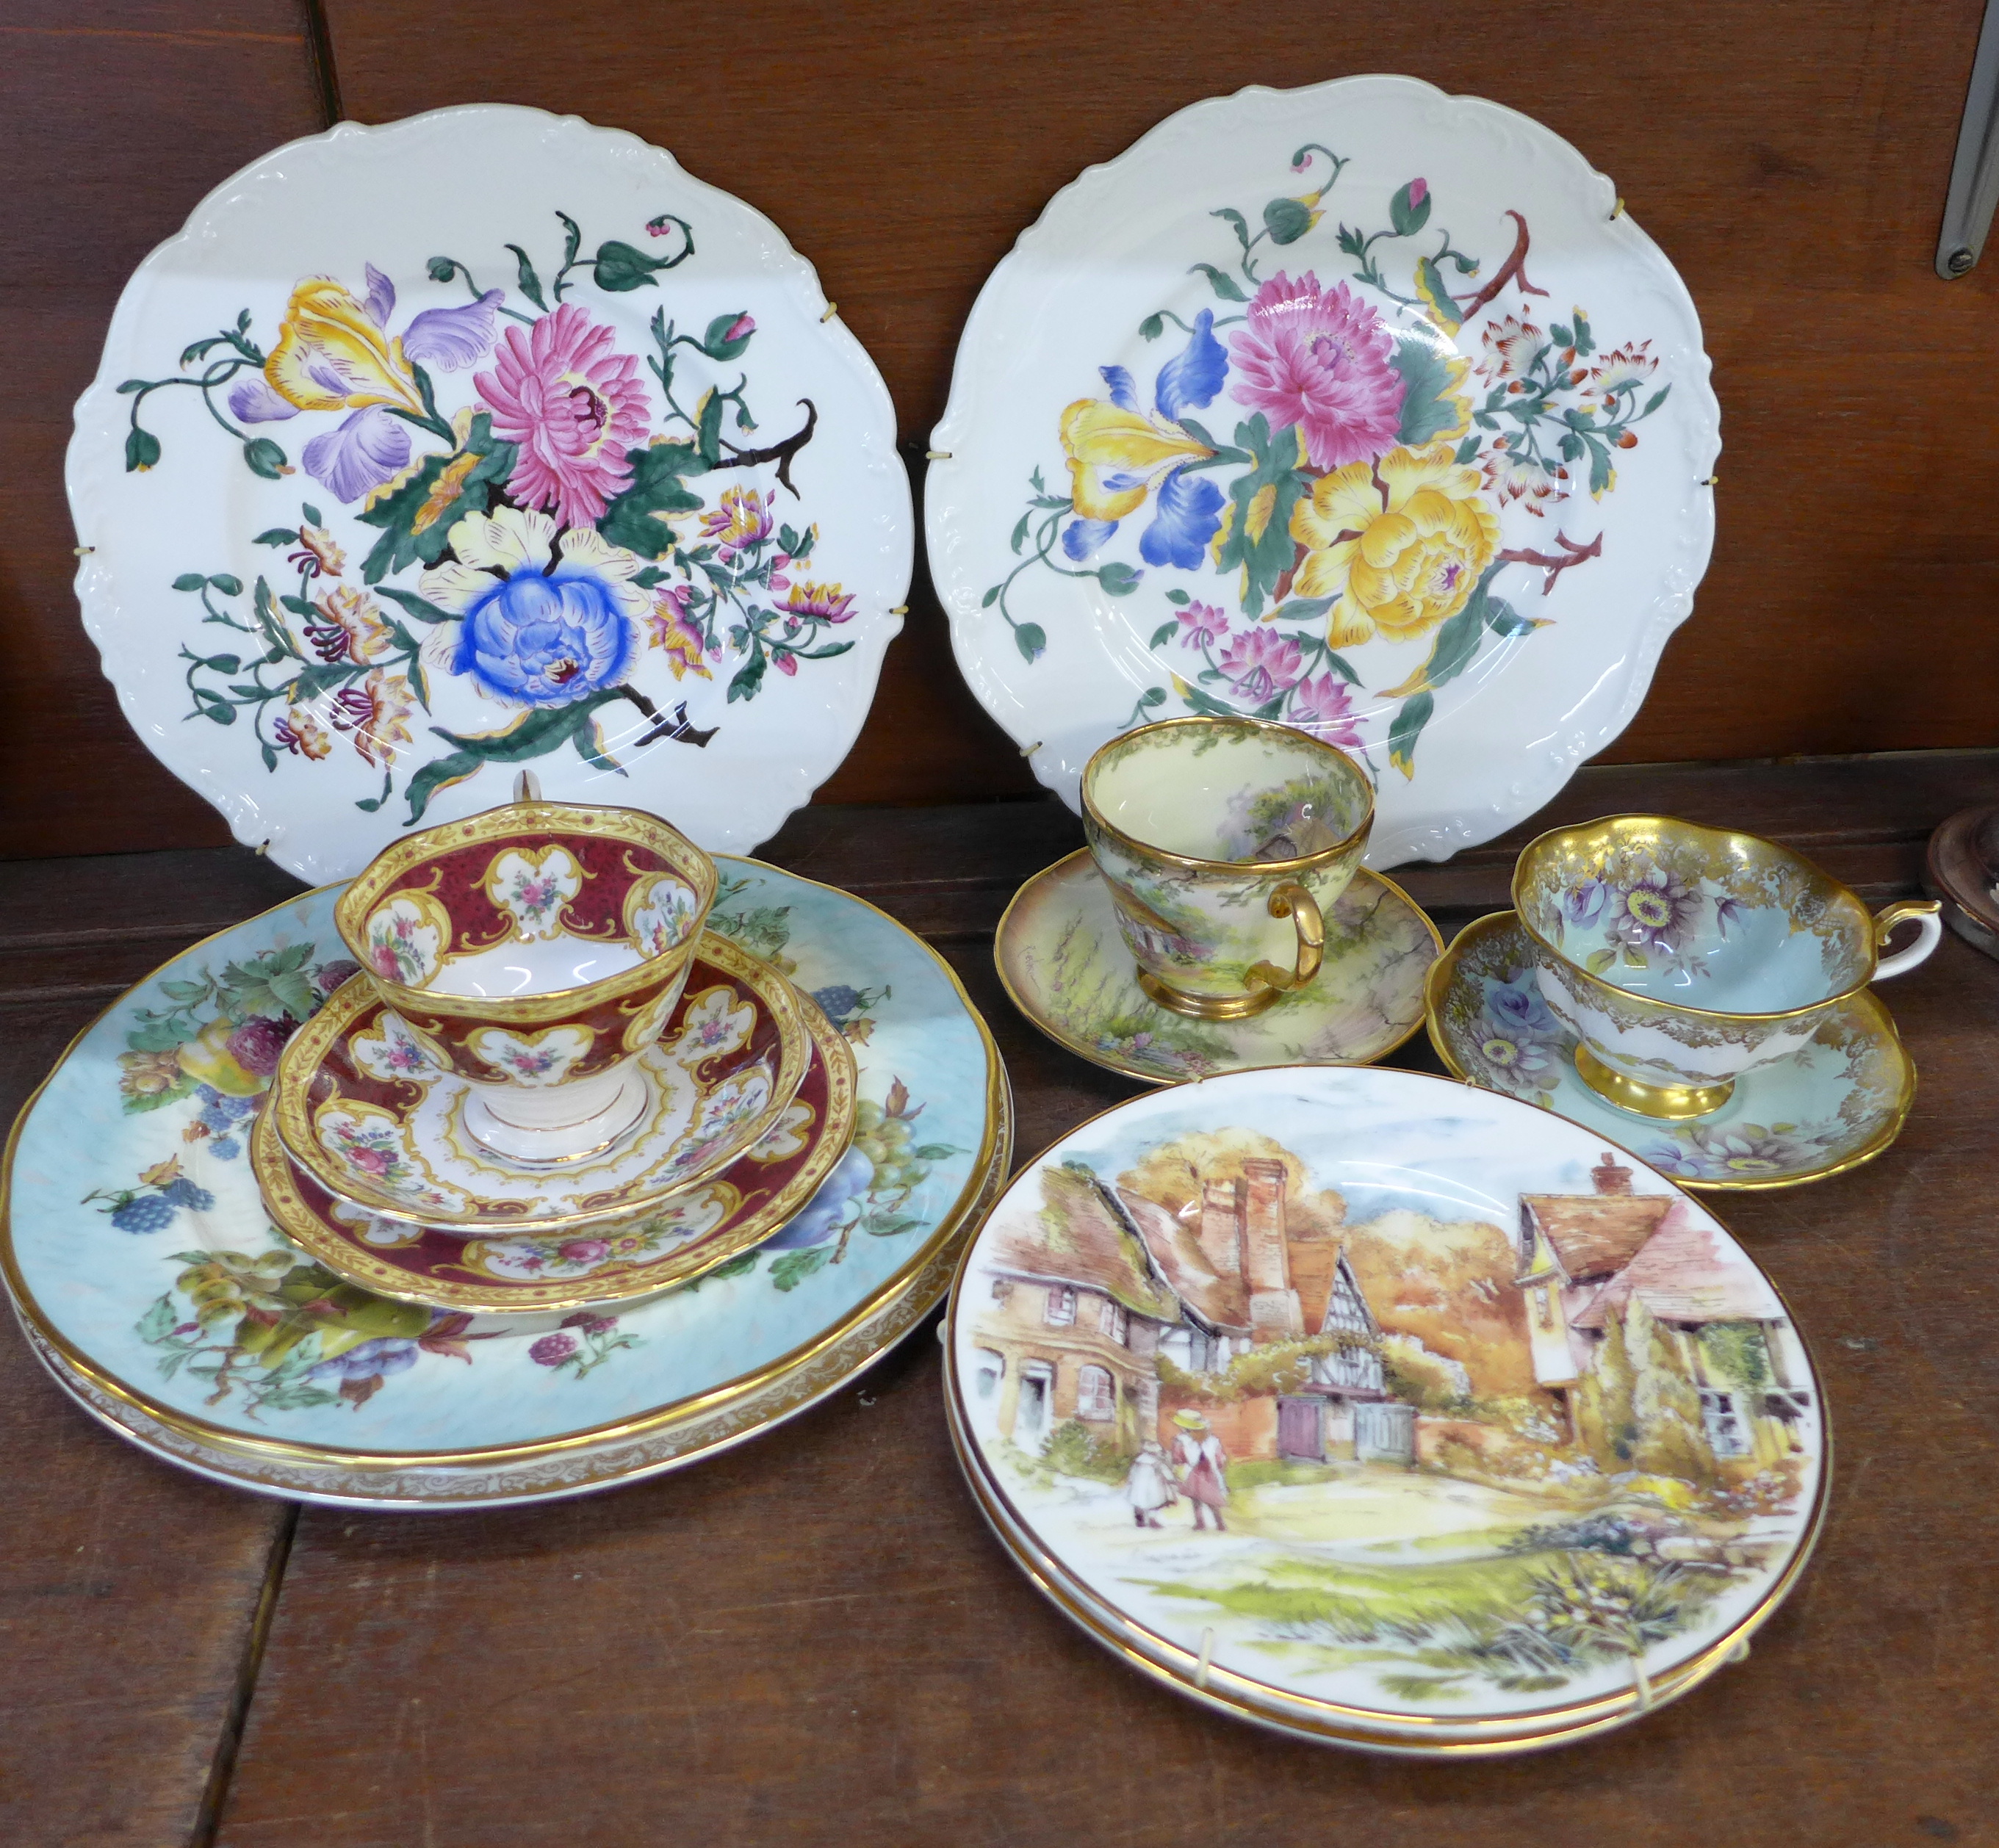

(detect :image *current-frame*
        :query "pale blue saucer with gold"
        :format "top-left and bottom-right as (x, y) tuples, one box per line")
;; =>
(1426, 911), (1915, 1191)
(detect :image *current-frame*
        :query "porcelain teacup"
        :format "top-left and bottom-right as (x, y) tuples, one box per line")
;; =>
(1513, 813), (1941, 1118)
(1080, 715), (1373, 1019)
(332, 796), (717, 1162)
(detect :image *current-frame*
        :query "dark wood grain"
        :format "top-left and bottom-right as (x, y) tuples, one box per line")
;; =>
(0, 992), (293, 1848)
(0, 2), (329, 861)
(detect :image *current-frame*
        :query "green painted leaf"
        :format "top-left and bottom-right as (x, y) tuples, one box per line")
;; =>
(1386, 691), (1435, 778)
(727, 646), (766, 704)
(1095, 562), (1141, 596)
(1014, 622), (1046, 663)
(208, 574), (244, 597)
(356, 415), (514, 582)
(504, 242), (548, 310)
(1413, 256), (1462, 333)
(403, 691), (624, 823)
(202, 654), (242, 674)
(592, 239), (669, 292)
(375, 584), (459, 627)
(1586, 947), (1618, 975)
(1389, 181), (1433, 237)
(1585, 433), (1614, 497)
(1189, 262), (1248, 303)
(771, 1246), (832, 1291)
(1164, 588), (1191, 606)
(300, 503), (323, 528)
(1390, 336), (1464, 447)
(1138, 313), (1164, 341)
(1263, 196), (1313, 245)
(192, 692), (237, 725)
(1642, 385), (1670, 416)
(980, 585), (1000, 608)
(1009, 511), (1031, 555)
(253, 528), (298, 547)
(596, 440), (707, 560)
(171, 573), (206, 592)
(1150, 621), (1178, 648)
(700, 311), (752, 361)
(1483, 595), (1543, 638)
(1455, 434), (1481, 465)
(137, 1296), (179, 1343)
(696, 390), (724, 466)
(126, 428), (161, 472)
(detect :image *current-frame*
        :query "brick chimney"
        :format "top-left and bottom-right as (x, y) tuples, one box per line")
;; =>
(1197, 1177), (1245, 1281)
(1242, 1156), (1303, 1343)
(1593, 1152), (1633, 1196)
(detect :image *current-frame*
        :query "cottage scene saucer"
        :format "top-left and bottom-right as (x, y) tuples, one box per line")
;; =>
(270, 931), (811, 1232)
(68, 104), (913, 881)
(943, 1064), (1826, 1750)
(996, 849), (1440, 1082)
(1, 861), (1008, 1508)
(1427, 912), (1915, 1190)
(251, 993), (857, 1313)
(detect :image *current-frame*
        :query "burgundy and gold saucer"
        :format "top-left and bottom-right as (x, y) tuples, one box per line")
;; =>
(251, 993), (856, 1313)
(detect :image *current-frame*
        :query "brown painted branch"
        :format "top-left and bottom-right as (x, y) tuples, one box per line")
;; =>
(617, 685), (718, 748)
(1453, 209), (1550, 322)
(707, 398), (818, 497)
(1497, 528), (1603, 595)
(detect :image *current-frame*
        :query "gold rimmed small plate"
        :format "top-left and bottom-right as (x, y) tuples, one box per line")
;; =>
(251, 994), (857, 1314)
(996, 849), (1440, 1084)
(1425, 910), (1916, 1191)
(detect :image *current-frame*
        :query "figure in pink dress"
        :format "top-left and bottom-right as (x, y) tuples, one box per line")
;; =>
(1171, 1409), (1229, 1531)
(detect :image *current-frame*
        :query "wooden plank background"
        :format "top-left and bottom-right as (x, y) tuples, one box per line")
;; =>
(6, 0), (1999, 860)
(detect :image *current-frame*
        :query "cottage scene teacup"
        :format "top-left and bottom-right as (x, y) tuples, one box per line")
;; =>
(1081, 715), (1372, 1020)
(331, 795), (717, 1162)
(1513, 813), (1942, 1119)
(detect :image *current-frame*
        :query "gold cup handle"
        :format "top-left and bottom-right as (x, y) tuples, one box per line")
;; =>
(1872, 896), (1942, 980)
(1246, 883), (1326, 996)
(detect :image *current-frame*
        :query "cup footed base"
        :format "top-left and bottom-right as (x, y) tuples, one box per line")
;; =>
(1572, 1043), (1736, 1121)
(1136, 969), (1284, 1021)
(460, 1066), (652, 1164)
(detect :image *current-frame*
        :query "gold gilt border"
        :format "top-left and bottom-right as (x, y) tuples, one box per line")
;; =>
(1424, 910), (1918, 1194)
(253, 999), (857, 1313)
(0, 860), (1009, 1475)
(993, 851), (1443, 1088)
(937, 1062), (1832, 1753)
(332, 798), (720, 1028)
(269, 928), (813, 1235)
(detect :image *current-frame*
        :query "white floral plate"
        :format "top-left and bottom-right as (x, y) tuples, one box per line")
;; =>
(1, 859), (1007, 1509)
(1426, 911), (1916, 1191)
(68, 104), (911, 883)
(995, 849), (1440, 1083)
(944, 1065), (1825, 1750)
(929, 76), (1718, 867)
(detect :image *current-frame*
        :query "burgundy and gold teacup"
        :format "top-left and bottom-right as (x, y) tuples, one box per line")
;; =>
(332, 797), (716, 1162)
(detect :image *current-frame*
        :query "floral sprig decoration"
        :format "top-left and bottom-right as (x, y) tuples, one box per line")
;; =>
(126, 209), (863, 823)
(984, 145), (1671, 778)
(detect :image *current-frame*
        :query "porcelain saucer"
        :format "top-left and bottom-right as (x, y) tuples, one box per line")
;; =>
(1426, 911), (1916, 1190)
(2, 858), (1008, 1509)
(251, 992), (857, 1313)
(271, 931), (811, 1233)
(997, 849), (1441, 1083)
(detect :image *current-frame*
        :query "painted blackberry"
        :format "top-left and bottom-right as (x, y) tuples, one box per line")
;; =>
(314, 959), (362, 997)
(810, 984), (862, 1021)
(209, 1136), (242, 1161)
(110, 1194), (178, 1234)
(161, 1177), (216, 1212)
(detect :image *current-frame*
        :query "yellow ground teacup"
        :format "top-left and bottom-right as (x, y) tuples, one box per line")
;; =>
(1081, 715), (1373, 1020)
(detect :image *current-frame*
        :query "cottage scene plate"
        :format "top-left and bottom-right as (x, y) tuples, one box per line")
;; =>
(251, 993), (857, 1313)
(929, 75), (1718, 867)
(270, 931), (810, 1231)
(1, 860), (1006, 1507)
(996, 850), (1440, 1082)
(1427, 911), (1916, 1191)
(68, 104), (912, 882)
(944, 1066), (1825, 1747)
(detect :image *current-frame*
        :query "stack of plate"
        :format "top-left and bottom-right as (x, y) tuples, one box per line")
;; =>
(3, 861), (1009, 1509)
(942, 1066), (1826, 1755)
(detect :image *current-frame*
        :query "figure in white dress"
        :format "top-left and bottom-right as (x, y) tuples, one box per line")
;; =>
(1123, 1438), (1177, 1528)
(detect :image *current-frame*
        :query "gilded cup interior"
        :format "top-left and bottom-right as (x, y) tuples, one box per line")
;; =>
(334, 801), (716, 1005)
(1083, 718), (1372, 867)
(1513, 815), (1873, 1014)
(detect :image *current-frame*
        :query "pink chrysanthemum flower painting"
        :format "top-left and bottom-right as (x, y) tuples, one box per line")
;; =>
(1228, 272), (1407, 472)
(476, 303), (650, 527)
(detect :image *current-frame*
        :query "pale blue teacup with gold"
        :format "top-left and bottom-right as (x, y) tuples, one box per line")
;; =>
(1513, 813), (1942, 1119)
(1081, 715), (1372, 1020)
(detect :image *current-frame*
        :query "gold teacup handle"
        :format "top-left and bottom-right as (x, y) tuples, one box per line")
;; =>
(1872, 896), (1942, 980)
(1247, 883), (1325, 995)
